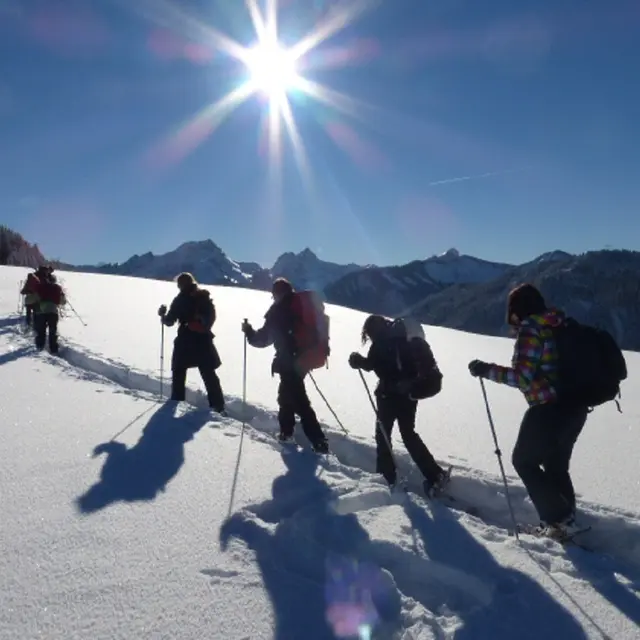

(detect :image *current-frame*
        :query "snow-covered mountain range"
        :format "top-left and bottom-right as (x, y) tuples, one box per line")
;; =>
(324, 248), (514, 318)
(11, 224), (640, 351)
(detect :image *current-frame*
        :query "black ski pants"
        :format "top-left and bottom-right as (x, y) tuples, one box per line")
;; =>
(34, 312), (59, 353)
(171, 366), (225, 412)
(277, 371), (327, 446)
(512, 401), (588, 525)
(375, 393), (443, 486)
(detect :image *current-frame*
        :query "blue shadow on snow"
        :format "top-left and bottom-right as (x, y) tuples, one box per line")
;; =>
(218, 450), (402, 640)
(404, 498), (590, 639)
(76, 400), (209, 514)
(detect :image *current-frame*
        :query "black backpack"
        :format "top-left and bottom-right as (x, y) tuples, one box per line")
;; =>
(392, 317), (443, 400)
(553, 318), (627, 411)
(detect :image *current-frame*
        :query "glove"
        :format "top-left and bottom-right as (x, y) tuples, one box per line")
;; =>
(348, 352), (366, 369)
(158, 304), (167, 317)
(241, 320), (252, 334)
(468, 359), (492, 378)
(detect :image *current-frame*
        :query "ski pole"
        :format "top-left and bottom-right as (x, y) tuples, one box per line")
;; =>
(479, 378), (520, 541)
(227, 326), (248, 518)
(65, 298), (87, 327)
(159, 319), (165, 398)
(308, 372), (349, 434)
(358, 369), (401, 477)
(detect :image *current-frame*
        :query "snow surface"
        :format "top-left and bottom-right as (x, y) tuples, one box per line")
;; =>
(2, 265), (640, 639)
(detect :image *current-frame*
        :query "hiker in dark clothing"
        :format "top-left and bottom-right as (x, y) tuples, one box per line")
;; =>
(348, 314), (448, 495)
(158, 272), (225, 414)
(34, 267), (65, 354)
(241, 278), (329, 453)
(468, 283), (588, 538)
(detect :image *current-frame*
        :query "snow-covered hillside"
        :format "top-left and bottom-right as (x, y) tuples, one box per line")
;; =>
(3, 265), (640, 639)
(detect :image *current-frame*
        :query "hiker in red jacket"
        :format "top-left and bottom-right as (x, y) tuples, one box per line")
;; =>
(34, 267), (66, 354)
(20, 271), (40, 327)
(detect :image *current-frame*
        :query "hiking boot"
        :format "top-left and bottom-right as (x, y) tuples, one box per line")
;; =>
(537, 515), (582, 540)
(311, 438), (329, 454)
(423, 467), (452, 498)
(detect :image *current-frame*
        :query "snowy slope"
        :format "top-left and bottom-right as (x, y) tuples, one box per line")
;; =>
(3, 265), (640, 639)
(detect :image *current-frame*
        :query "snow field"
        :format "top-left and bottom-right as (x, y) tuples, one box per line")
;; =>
(2, 265), (640, 638)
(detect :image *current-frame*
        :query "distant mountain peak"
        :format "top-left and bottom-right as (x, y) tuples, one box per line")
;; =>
(438, 248), (460, 259)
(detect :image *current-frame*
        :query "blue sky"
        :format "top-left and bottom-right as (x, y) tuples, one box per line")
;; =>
(1, 0), (639, 268)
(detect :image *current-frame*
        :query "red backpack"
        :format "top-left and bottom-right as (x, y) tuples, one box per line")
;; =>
(38, 280), (63, 305)
(290, 291), (330, 374)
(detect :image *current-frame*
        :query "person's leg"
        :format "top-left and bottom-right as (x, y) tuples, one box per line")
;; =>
(171, 368), (187, 402)
(198, 365), (225, 412)
(512, 404), (575, 524)
(541, 405), (589, 520)
(48, 314), (59, 353)
(396, 397), (444, 485)
(375, 395), (397, 485)
(276, 374), (297, 439)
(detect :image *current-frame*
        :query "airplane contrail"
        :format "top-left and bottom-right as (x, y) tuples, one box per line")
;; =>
(427, 166), (526, 187)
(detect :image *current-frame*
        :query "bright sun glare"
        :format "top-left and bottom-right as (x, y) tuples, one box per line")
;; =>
(245, 40), (299, 98)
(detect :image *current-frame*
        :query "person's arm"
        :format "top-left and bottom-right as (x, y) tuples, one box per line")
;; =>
(245, 312), (275, 348)
(162, 297), (180, 327)
(485, 327), (542, 390)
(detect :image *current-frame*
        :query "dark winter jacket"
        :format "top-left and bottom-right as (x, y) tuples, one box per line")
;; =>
(358, 324), (419, 396)
(245, 292), (298, 374)
(162, 285), (221, 371)
(485, 308), (564, 406)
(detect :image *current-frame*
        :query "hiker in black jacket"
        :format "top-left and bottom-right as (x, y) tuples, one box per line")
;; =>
(349, 314), (448, 495)
(241, 278), (329, 453)
(158, 272), (225, 413)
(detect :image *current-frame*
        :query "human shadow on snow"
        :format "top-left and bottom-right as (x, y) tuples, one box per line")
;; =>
(218, 451), (402, 640)
(76, 400), (208, 514)
(564, 543), (640, 628)
(404, 498), (590, 639)
(0, 345), (32, 366)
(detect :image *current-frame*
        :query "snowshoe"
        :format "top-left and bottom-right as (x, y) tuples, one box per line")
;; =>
(423, 465), (452, 498)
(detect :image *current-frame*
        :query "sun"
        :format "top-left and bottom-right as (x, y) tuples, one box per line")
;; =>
(244, 40), (300, 99)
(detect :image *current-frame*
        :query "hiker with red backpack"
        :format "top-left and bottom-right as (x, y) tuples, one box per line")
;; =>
(20, 270), (41, 327)
(241, 278), (330, 453)
(468, 283), (627, 539)
(158, 272), (225, 414)
(348, 314), (448, 496)
(33, 266), (66, 354)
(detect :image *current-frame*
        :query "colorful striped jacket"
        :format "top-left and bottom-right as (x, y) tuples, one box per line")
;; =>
(485, 309), (565, 406)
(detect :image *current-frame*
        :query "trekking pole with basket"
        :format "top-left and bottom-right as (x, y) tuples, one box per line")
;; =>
(358, 369), (403, 484)
(159, 320), (165, 398)
(227, 324), (248, 518)
(308, 372), (349, 434)
(479, 378), (520, 541)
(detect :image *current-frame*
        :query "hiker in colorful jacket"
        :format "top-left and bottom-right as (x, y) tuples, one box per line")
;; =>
(467, 283), (588, 539)
(34, 267), (66, 354)
(20, 271), (40, 327)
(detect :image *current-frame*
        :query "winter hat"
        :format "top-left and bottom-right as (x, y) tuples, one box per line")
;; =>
(507, 283), (546, 324)
(272, 277), (293, 299)
(176, 272), (196, 289)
